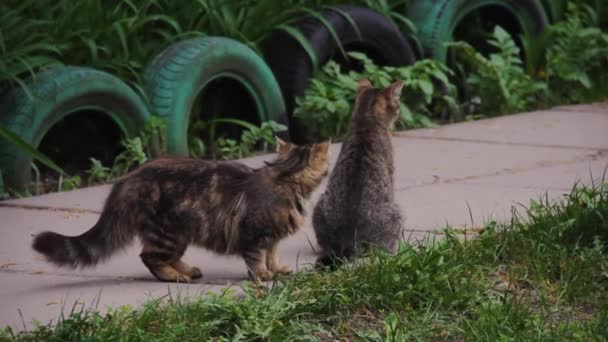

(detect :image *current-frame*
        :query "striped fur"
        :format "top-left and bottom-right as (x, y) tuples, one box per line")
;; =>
(313, 79), (405, 269)
(32, 139), (330, 282)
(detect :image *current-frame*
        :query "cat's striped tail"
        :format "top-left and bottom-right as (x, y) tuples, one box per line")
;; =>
(32, 187), (135, 268)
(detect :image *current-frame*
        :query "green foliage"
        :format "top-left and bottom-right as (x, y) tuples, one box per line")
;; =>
(106, 116), (165, 179)
(0, 170), (4, 197)
(189, 118), (287, 160)
(109, 137), (148, 178)
(87, 158), (111, 184)
(215, 120), (287, 159)
(141, 116), (167, 157)
(0, 0), (400, 92)
(4, 180), (608, 340)
(480, 181), (608, 300)
(0, 124), (64, 176)
(294, 52), (456, 140)
(450, 26), (548, 116)
(545, 2), (608, 102)
(59, 175), (81, 192)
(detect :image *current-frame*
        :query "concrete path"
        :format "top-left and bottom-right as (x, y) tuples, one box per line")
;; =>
(1, 103), (607, 330)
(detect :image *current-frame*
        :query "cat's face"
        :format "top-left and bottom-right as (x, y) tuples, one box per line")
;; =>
(356, 79), (404, 128)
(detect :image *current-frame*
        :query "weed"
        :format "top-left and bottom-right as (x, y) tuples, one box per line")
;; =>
(109, 137), (147, 179)
(545, 2), (608, 103)
(189, 119), (287, 159)
(86, 158), (111, 184)
(294, 52), (456, 140)
(58, 175), (81, 192)
(449, 26), (548, 116)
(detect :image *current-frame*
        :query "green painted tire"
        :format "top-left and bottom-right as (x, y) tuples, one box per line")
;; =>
(408, 0), (549, 62)
(142, 37), (288, 156)
(0, 66), (151, 191)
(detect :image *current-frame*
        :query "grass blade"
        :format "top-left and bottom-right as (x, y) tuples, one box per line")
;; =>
(299, 8), (347, 60)
(275, 24), (318, 70)
(0, 125), (64, 175)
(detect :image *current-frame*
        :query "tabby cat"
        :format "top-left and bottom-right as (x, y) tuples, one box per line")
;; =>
(33, 138), (330, 282)
(313, 79), (404, 267)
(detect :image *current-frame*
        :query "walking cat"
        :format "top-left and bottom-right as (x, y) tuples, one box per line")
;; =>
(32, 139), (330, 282)
(313, 79), (404, 267)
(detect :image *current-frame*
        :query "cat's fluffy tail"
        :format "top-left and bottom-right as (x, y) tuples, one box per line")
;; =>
(32, 189), (135, 268)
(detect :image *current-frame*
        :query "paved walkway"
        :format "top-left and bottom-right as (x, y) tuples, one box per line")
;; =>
(1, 103), (607, 330)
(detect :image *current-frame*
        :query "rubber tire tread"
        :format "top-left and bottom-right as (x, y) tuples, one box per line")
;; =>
(408, 0), (549, 62)
(261, 5), (416, 143)
(142, 37), (288, 155)
(0, 66), (151, 191)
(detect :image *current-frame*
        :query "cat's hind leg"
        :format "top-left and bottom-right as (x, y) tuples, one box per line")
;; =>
(171, 259), (202, 279)
(242, 248), (273, 281)
(140, 240), (193, 283)
(370, 203), (404, 252)
(266, 242), (291, 275)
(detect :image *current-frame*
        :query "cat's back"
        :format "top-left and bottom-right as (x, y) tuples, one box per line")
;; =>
(111, 157), (254, 202)
(130, 157), (253, 181)
(326, 126), (393, 200)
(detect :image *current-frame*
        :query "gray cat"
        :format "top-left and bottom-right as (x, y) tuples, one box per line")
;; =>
(313, 79), (404, 267)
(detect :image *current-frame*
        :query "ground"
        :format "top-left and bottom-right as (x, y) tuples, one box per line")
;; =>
(0, 103), (607, 331)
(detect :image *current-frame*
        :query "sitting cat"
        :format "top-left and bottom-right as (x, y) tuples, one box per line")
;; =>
(313, 79), (404, 268)
(33, 138), (330, 282)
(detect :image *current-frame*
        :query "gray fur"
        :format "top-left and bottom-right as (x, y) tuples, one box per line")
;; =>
(313, 80), (405, 267)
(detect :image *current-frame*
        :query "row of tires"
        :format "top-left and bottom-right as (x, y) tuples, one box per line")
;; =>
(0, 1), (550, 190)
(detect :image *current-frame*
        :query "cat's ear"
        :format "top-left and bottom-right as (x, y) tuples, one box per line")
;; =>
(312, 139), (331, 155)
(275, 136), (294, 155)
(388, 80), (404, 101)
(356, 79), (372, 96)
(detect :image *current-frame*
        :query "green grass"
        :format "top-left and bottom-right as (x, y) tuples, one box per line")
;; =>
(0, 0), (411, 94)
(3, 178), (608, 340)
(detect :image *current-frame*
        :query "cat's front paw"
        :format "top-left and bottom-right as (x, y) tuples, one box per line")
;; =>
(252, 269), (273, 282)
(190, 266), (203, 279)
(273, 265), (292, 275)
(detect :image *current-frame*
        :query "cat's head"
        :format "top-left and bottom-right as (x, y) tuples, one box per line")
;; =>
(354, 79), (404, 128)
(269, 137), (331, 187)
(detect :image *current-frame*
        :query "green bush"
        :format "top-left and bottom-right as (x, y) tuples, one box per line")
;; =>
(545, 2), (608, 102)
(449, 26), (548, 117)
(294, 52), (457, 140)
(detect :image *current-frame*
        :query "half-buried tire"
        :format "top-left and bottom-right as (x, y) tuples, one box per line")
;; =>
(0, 66), (152, 191)
(142, 37), (288, 156)
(261, 5), (417, 143)
(408, 0), (549, 62)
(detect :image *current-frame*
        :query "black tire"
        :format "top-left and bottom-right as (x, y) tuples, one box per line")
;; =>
(142, 37), (288, 156)
(0, 66), (151, 191)
(261, 5), (417, 143)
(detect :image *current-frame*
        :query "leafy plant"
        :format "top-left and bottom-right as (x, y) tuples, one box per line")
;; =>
(216, 138), (243, 160)
(0, 0), (378, 93)
(87, 158), (111, 184)
(109, 137), (148, 178)
(59, 175), (81, 191)
(189, 118), (287, 159)
(294, 52), (456, 140)
(213, 119), (287, 159)
(141, 116), (166, 157)
(545, 2), (608, 102)
(0, 124), (64, 176)
(449, 26), (547, 116)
